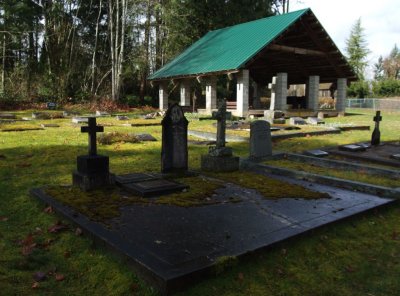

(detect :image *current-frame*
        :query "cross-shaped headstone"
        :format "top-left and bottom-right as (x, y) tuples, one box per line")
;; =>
(81, 117), (104, 156)
(212, 99), (228, 148)
(371, 110), (382, 146)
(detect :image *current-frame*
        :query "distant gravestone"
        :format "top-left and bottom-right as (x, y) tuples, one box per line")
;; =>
(96, 110), (110, 117)
(72, 117), (113, 191)
(47, 102), (57, 110)
(249, 120), (272, 159)
(161, 104), (188, 174)
(116, 115), (129, 120)
(136, 133), (157, 141)
(307, 117), (324, 125)
(304, 149), (329, 157)
(339, 144), (367, 152)
(289, 117), (307, 125)
(72, 117), (88, 124)
(371, 110), (382, 146)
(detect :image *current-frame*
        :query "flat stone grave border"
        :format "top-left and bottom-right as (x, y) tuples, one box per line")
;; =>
(242, 156), (400, 198)
(31, 172), (395, 295)
(325, 141), (400, 168)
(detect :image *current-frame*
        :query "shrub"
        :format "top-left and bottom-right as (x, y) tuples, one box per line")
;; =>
(347, 80), (370, 98)
(372, 79), (400, 97)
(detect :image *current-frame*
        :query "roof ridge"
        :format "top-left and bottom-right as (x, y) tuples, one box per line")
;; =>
(209, 8), (310, 34)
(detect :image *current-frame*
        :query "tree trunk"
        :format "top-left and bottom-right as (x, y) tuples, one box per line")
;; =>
(139, 0), (152, 104)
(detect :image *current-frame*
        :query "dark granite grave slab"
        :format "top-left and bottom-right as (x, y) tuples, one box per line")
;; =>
(31, 173), (395, 295)
(121, 179), (189, 197)
(339, 144), (367, 152)
(304, 149), (329, 157)
(328, 142), (400, 168)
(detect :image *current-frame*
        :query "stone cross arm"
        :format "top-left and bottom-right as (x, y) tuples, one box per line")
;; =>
(81, 117), (104, 156)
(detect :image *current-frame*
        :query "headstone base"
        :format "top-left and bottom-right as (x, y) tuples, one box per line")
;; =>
(73, 155), (113, 191)
(201, 154), (239, 172)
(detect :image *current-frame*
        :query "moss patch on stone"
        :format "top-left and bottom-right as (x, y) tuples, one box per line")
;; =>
(210, 171), (331, 200)
(44, 176), (225, 221)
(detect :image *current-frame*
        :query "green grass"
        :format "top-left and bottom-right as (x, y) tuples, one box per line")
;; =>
(0, 108), (399, 295)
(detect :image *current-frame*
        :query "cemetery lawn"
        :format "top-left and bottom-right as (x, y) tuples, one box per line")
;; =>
(0, 108), (399, 295)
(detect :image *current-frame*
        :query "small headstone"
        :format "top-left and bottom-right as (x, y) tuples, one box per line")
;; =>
(161, 104), (188, 174)
(116, 115), (129, 120)
(307, 117), (324, 125)
(371, 110), (382, 146)
(339, 144), (367, 152)
(317, 112), (326, 120)
(72, 117), (113, 191)
(46, 102), (57, 110)
(289, 117), (307, 125)
(390, 154), (400, 160)
(40, 124), (60, 128)
(72, 117), (88, 124)
(136, 133), (157, 141)
(304, 149), (329, 157)
(120, 178), (189, 197)
(144, 112), (157, 119)
(96, 110), (110, 117)
(0, 113), (16, 119)
(249, 120), (272, 159)
(21, 117), (33, 121)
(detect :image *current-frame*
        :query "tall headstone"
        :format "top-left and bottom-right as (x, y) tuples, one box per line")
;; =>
(161, 104), (188, 174)
(371, 110), (382, 146)
(249, 120), (272, 159)
(201, 99), (239, 172)
(72, 117), (113, 191)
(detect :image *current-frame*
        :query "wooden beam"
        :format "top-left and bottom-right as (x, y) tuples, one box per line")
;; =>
(269, 44), (326, 56)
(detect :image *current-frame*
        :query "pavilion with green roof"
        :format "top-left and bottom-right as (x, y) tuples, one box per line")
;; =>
(148, 8), (356, 117)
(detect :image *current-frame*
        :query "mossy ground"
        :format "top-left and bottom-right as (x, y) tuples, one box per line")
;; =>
(0, 108), (400, 295)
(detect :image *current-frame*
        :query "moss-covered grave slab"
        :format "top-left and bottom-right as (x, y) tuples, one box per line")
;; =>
(31, 172), (394, 295)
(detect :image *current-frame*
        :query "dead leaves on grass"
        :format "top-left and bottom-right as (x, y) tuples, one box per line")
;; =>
(0, 216), (8, 221)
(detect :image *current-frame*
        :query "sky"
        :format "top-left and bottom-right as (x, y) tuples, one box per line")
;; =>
(290, 0), (400, 78)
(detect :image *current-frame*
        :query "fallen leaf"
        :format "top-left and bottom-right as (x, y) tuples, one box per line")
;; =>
(345, 265), (355, 273)
(75, 227), (83, 236)
(44, 206), (53, 214)
(33, 227), (43, 235)
(392, 231), (399, 240)
(31, 282), (39, 289)
(55, 274), (65, 281)
(0, 216), (8, 222)
(64, 251), (71, 258)
(237, 272), (244, 281)
(130, 283), (139, 292)
(48, 221), (68, 233)
(21, 234), (37, 256)
(33, 271), (47, 282)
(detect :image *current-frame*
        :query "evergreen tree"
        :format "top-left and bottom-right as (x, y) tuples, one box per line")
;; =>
(345, 18), (370, 80)
(373, 56), (384, 81)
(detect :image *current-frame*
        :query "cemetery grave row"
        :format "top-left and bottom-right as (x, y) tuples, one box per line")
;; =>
(29, 102), (399, 294)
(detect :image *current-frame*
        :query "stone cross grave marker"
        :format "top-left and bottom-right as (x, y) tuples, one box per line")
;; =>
(73, 117), (111, 191)
(81, 117), (104, 156)
(250, 120), (272, 159)
(212, 99), (228, 149)
(161, 103), (188, 174)
(371, 110), (382, 146)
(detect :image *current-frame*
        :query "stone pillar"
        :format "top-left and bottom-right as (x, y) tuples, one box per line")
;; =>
(236, 69), (249, 117)
(252, 81), (262, 109)
(180, 80), (191, 106)
(307, 75), (320, 111)
(269, 73), (287, 111)
(159, 83), (169, 111)
(205, 77), (217, 112)
(336, 78), (347, 114)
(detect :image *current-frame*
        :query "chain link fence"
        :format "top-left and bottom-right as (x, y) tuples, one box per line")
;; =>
(347, 98), (400, 111)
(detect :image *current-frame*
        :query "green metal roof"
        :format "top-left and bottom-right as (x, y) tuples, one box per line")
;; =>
(148, 8), (309, 80)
